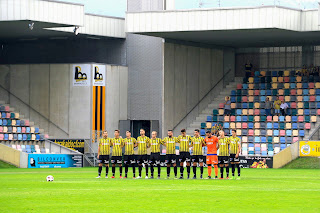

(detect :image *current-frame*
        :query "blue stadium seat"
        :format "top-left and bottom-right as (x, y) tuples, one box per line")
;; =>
(272, 71), (277, 77)
(231, 90), (236, 96)
(260, 96), (266, 102)
(279, 116), (285, 122)
(254, 137), (260, 143)
(287, 137), (292, 143)
(280, 137), (286, 143)
(261, 130), (266, 135)
(248, 123), (254, 129)
(4, 134), (8, 140)
(242, 129), (248, 135)
(18, 134), (22, 140)
(236, 116), (241, 122)
(274, 130), (279, 136)
(303, 96), (309, 102)
(290, 83), (296, 89)
(200, 129), (205, 136)
(273, 123), (279, 129)
(316, 89), (320, 96)
(260, 90), (266, 95)
(16, 120), (20, 126)
(248, 137), (254, 142)
(267, 123), (272, 129)
(302, 83), (308, 89)
(242, 116), (248, 122)
(299, 130), (305, 137)
(224, 123), (230, 129)
(3, 119), (7, 126)
(260, 123), (266, 129)
(266, 90), (272, 96)
(303, 89), (309, 95)
(305, 109), (310, 115)
(317, 96), (320, 102)
(280, 144), (286, 150)
(207, 116), (212, 122)
(260, 84), (266, 90)
(286, 130), (292, 136)
(36, 134), (40, 140)
(242, 103), (248, 109)
(22, 134), (27, 140)
(230, 96), (236, 103)
(26, 127), (31, 133)
(292, 116), (298, 122)
(236, 109), (242, 115)
(242, 84), (248, 90)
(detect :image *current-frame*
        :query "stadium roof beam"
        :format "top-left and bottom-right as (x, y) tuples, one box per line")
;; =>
(126, 6), (320, 48)
(0, 0), (125, 42)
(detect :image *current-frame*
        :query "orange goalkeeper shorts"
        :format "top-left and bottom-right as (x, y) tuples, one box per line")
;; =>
(206, 154), (218, 165)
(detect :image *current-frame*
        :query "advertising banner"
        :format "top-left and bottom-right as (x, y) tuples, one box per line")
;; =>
(28, 154), (83, 168)
(299, 141), (320, 157)
(92, 64), (105, 86)
(52, 139), (85, 153)
(72, 64), (91, 86)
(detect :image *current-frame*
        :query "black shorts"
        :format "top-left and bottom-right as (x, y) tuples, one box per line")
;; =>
(230, 154), (240, 163)
(137, 155), (148, 164)
(218, 156), (230, 164)
(191, 155), (204, 163)
(111, 156), (122, 164)
(123, 155), (135, 164)
(165, 154), (176, 164)
(98, 155), (110, 164)
(179, 152), (191, 163)
(149, 153), (161, 164)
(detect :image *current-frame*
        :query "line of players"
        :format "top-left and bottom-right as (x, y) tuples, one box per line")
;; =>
(97, 128), (241, 180)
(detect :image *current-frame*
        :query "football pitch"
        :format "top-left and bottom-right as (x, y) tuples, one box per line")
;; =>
(0, 167), (319, 213)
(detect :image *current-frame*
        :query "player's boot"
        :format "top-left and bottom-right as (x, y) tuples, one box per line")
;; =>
(236, 177), (241, 180)
(226, 177), (230, 180)
(187, 174), (190, 179)
(192, 176), (196, 179)
(105, 176), (108, 179)
(174, 176), (178, 179)
(150, 176), (154, 179)
(96, 175), (101, 178)
(219, 177), (224, 179)
(179, 176), (183, 179)
(111, 176), (115, 179)
(157, 176), (161, 179)
(214, 176), (218, 179)
(200, 175), (203, 179)
(145, 176), (149, 179)
(231, 176), (235, 180)
(165, 176), (170, 179)
(205, 176), (211, 179)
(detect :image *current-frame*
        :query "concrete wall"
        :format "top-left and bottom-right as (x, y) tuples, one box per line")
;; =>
(0, 143), (20, 167)
(163, 42), (231, 135)
(127, 0), (164, 136)
(273, 142), (299, 168)
(0, 63), (128, 140)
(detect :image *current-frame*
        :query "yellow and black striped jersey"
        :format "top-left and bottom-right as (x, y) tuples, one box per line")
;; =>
(123, 137), (137, 155)
(191, 136), (205, 155)
(111, 138), (124, 156)
(136, 136), (150, 155)
(98, 138), (112, 155)
(177, 135), (192, 152)
(211, 126), (218, 133)
(229, 136), (241, 154)
(150, 138), (163, 153)
(162, 137), (179, 154)
(218, 137), (230, 156)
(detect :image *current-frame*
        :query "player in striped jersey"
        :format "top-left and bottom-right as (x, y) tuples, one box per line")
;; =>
(149, 131), (163, 179)
(97, 130), (112, 178)
(136, 129), (150, 179)
(111, 130), (124, 178)
(177, 129), (192, 179)
(190, 129), (206, 179)
(163, 130), (179, 179)
(123, 131), (137, 178)
(229, 129), (241, 180)
(218, 130), (230, 179)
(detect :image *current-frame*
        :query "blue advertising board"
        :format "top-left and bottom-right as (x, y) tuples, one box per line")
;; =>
(28, 154), (83, 168)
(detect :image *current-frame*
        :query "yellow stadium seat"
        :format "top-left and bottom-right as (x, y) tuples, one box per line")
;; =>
(286, 123), (292, 129)
(254, 116), (260, 122)
(248, 109), (254, 115)
(284, 83), (290, 89)
(254, 123), (260, 129)
(273, 137), (279, 143)
(260, 71), (266, 76)
(285, 116), (291, 122)
(230, 123), (236, 129)
(254, 103), (260, 108)
(273, 116), (278, 122)
(219, 109), (224, 115)
(255, 130), (260, 136)
(297, 96), (303, 102)
(206, 123), (212, 129)
(231, 103), (236, 108)
(272, 77), (278, 83)
(248, 84), (254, 89)
(242, 136), (248, 142)
(278, 77), (283, 83)
(297, 102), (303, 108)
(297, 109), (304, 115)
(316, 82), (320, 89)
(297, 89), (302, 95)
(278, 89), (284, 95)
(284, 70), (290, 76)
(248, 96), (254, 102)
(296, 76), (302, 82)
(236, 123), (241, 129)
(311, 116), (317, 122)
(285, 96), (290, 102)
(236, 129), (242, 135)
(267, 130), (273, 136)
(248, 90), (254, 96)
(310, 89), (315, 95)
(296, 83), (302, 89)
(272, 83), (278, 89)
(293, 130), (298, 136)
(224, 116), (230, 122)
(248, 77), (254, 83)
(242, 109), (248, 115)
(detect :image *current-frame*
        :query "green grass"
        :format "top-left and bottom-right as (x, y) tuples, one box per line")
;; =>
(0, 167), (319, 213)
(283, 157), (320, 169)
(0, 160), (17, 168)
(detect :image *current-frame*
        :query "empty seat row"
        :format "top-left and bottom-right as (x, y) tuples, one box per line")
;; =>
(0, 133), (42, 141)
(0, 112), (19, 119)
(0, 119), (30, 126)
(0, 126), (40, 133)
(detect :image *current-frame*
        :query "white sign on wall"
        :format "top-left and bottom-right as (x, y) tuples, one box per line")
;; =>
(72, 64), (91, 86)
(92, 64), (106, 86)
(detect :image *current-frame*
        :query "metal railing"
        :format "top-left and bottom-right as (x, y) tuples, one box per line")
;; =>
(173, 69), (233, 131)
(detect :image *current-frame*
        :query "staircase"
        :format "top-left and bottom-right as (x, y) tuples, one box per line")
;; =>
(186, 77), (243, 135)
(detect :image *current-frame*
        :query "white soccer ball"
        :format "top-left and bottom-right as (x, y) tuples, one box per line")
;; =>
(46, 175), (54, 182)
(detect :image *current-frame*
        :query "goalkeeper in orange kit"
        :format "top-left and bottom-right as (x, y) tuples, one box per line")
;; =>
(204, 131), (219, 179)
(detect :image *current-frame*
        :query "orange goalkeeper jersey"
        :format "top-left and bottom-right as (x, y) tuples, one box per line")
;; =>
(205, 136), (218, 154)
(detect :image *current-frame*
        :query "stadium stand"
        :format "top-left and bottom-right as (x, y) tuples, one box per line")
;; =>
(0, 103), (49, 153)
(199, 70), (319, 156)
